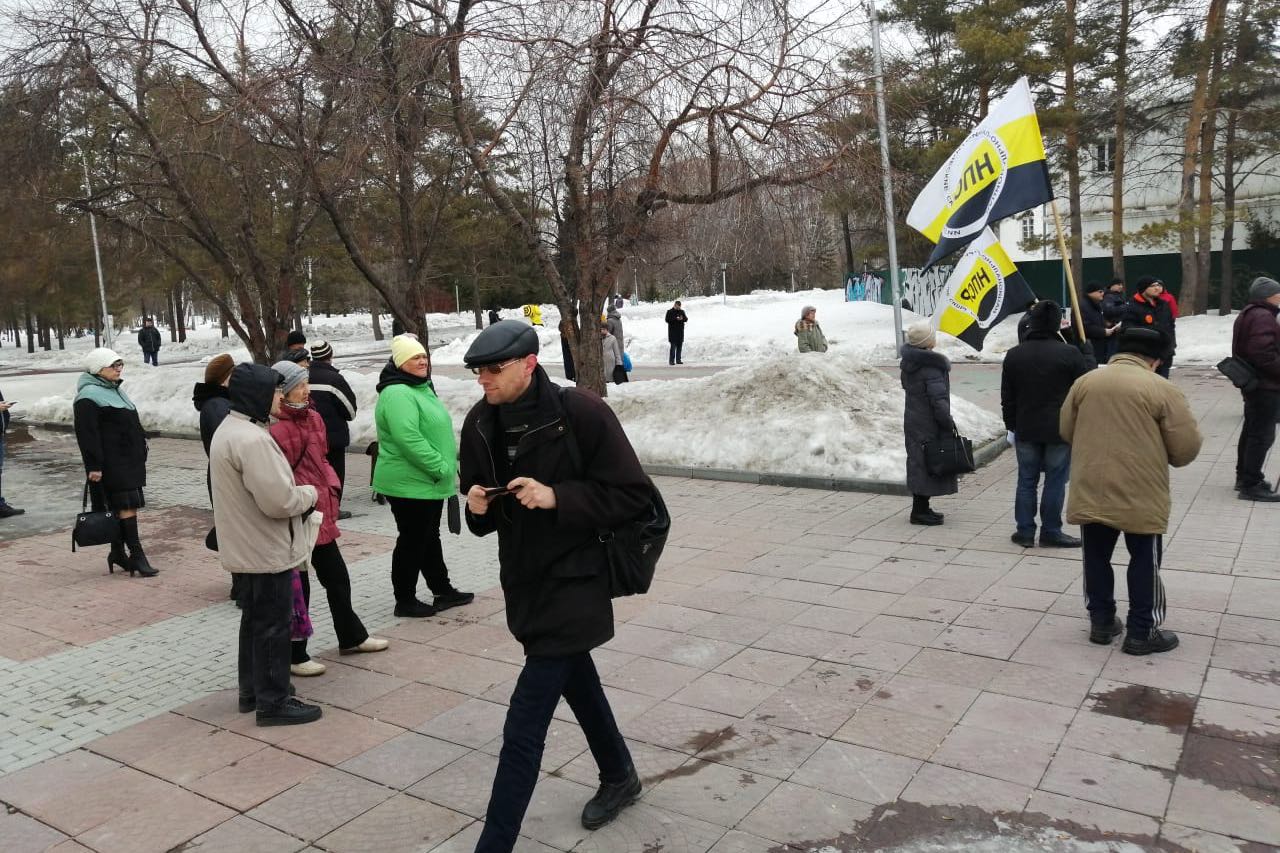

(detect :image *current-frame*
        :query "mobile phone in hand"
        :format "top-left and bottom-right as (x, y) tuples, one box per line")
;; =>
(482, 485), (519, 499)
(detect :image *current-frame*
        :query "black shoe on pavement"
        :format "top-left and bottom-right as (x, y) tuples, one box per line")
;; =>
(1010, 532), (1035, 548)
(909, 512), (943, 526)
(1089, 617), (1124, 645)
(256, 697), (322, 726)
(0, 504), (25, 518)
(1122, 628), (1179, 656)
(337, 509), (353, 520)
(1040, 533), (1082, 548)
(239, 684), (296, 713)
(1234, 478), (1272, 492)
(433, 590), (475, 612)
(581, 766), (642, 830)
(1239, 484), (1280, 502)
(394, 599), (438, 618)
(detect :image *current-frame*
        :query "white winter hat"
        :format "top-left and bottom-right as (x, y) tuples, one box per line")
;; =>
(84, 348), (123, 375)
(905, 321), (936, 349)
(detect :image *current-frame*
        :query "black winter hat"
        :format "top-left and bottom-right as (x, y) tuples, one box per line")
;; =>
(1026, 300), (1063, 335)
(463, 320), (539, 368)
(1084, 281), (1105, 294)
(1134, 275), (1162, 294)
(285, 330), (307, 347)
(1116, 326), (1167, 361)
(283, 348), (311, 364)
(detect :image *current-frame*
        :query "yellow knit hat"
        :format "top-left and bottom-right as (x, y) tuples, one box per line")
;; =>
(390, 334), (427, 368)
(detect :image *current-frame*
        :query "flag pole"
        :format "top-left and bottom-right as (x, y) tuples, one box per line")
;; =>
(869, 0), (905, 351)
(1049, 198), (1087, 343)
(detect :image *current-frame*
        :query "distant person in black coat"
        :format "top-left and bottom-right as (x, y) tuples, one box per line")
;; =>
(1100, 278), (1128, 362)
(74, 348), (157, 577)
(0, 384), (20, 518)
(665, 300), (688, 365)
(308, 340), (357, 512)
(1079, 282), (1118, 361)
(900, 321), (956, 526)
(192, 353), (238, 599)
(137, 318), (161, 367)
(1002, 301), (1095, 549)
(488, 308), (501, 326)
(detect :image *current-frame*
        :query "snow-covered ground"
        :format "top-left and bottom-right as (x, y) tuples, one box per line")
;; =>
(1, 287), (1237, 482)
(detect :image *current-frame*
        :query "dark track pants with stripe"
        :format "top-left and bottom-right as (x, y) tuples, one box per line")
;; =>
(1081, 522), (1165, 639)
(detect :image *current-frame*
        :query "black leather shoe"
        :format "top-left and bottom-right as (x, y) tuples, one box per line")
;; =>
(1089, 617), (1124, 645)
(256, 697), (322, 726)
(1040, 533), (1082, 548)
(433, 590), (475, 612)
(337, 510), (353, 520)
(909, 512), (943, 526)
(1122, 628), (1179, 656)
(1239, 485), (1280, 502)
(0, 504), (25, 518)
(239, 684), (296, 713)
(581, 766), (641, 830)
(128, 554), (160, 577)
(1235, 478), (1272, 491)
(394, 599), (438, 618)
(1010, 533), (1035, 548)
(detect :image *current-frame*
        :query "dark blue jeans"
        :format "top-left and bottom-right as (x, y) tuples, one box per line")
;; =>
(1014, 440), (1071, 538)
(668, 341), (683, 364)
(237, 570), (294, 711)
(476, 652), (632, 852)
(1081, 523), (1165, 637)
(143, 350), (159, 366)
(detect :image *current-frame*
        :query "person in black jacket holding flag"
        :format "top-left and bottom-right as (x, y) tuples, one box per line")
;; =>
(458, 320), (651, 851)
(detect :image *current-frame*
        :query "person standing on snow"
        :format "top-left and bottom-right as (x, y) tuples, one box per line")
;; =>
(665, 300), (687, 365)
(137, 317), (161, 367)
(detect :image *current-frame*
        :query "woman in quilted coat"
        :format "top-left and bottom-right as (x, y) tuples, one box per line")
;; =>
(900, 320), (958, 525)
(270, 361), (388, 676)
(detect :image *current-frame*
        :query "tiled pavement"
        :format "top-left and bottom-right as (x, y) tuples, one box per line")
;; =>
(1, 366), (1279, 851)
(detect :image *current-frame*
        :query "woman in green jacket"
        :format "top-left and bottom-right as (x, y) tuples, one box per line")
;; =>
(373, 335), (473, 617)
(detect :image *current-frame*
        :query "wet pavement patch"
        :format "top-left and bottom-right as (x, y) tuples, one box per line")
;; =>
(1087, 683), (1196, 733)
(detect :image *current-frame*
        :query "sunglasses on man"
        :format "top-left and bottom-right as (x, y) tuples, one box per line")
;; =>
(469, 358), (522, 376)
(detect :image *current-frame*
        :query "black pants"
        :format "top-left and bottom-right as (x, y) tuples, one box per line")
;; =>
(143, 350), (158, 366)
(291, 542), (370, 661)
(238, 570), (293, 710)
(1081, 522), (1166, 638)
(476, 652), (632, 852)
(668, 340), (683, 364)
(1236, 389), (1280, 488)
(387, 497), (453, 604)
(326, 447), (347, 492)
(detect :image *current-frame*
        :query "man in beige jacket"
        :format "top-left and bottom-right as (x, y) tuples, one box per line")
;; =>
(211, 363), (322, 726)
(1060, 327), (1202, 655)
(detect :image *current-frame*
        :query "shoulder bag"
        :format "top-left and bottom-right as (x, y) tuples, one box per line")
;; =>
(72, 481), (118, 551)
(923, 431), (976, 477)
(1217, 356), (1259, 393)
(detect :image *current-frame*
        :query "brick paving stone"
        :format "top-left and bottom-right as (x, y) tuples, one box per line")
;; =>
(1203, 666), (1280, 710)
(572, 801), (726, 853)
(73, 784), (234, 853)
(431, 822), (556, 853)
(958, 691), (1076, 744)
(132, 727), (265, 785)
(338, 731), (470, 789)
(172, 814), (307, 853)
(790, 739), (921, 804)
(748, 661), (882, 737)
(670, 671), (778, 718)
(930, 723), (1057, 787)
(832, 705), (953, 760)
(1040, 747), (1174, 818)
(0, 807), (69, 852)
(1062, 707), (1185, 770)
(643, 757), (780, 827)
(866, 673), (980, 723)
(713, 648), (812, 687)
(246, 767), (393, 841)
(901, 762), (1032, 813)
(188, 746), (326, 812)
(623, 701), (737, 754)
(316, 793), (471, 853)
(406, 750), (500, 818)
(737, 780), (875, 847)
(1022, 790), (1159, 839)
(707, 829), (782, 853)
(697, 720), (823, 779)
(415, 698), (510, 748)
(272, 705), (403, 765)
(355, 683), (470, 729)
(557, 738), (691, 789)
(1165, 776), (1280, 847)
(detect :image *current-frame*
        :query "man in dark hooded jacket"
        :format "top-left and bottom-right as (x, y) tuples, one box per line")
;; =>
(458, 319), (651, 850)
(1002, 301), (1095, 548)
(306, 341), (357, 501)
(1232, 276), (1280, 501)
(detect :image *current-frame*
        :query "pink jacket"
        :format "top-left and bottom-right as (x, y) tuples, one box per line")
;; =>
(270, 404), (341, 545)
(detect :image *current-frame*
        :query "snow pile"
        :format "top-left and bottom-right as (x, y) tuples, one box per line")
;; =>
(13, 353), (1002, 484)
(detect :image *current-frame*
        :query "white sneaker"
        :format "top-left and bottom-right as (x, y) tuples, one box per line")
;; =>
(340, 637), (389, 655)
(290, 660), (327, 677)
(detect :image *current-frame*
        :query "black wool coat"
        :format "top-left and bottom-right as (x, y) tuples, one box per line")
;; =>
(665, 309), (687, 343)
(1121, 294), (1176, 359)
(74, 398), (148, 492)
(1001, 336), (1095, 444)
(458, 366), (651, 657)
(900, 344), (958, 497)
(1079, 297), (1108, 345)
(137, 326), (161, 353)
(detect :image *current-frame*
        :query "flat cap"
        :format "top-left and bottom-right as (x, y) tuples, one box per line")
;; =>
(463, 319), (539, 368)
(1116, 326), (1167, 360)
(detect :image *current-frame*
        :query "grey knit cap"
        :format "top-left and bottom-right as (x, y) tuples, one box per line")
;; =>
(1249, 276), (1280, 303)
(271, 360), (309, 395)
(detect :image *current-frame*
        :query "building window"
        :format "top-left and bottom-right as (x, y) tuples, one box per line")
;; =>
(1093, 137), (1116, 172)
(1020, 212), (1036, 242)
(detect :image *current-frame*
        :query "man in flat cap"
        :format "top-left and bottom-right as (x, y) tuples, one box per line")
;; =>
(1231, 276), (1280, 502)
(1060, 327), (1202, 656)
(457, 319), (650, 849)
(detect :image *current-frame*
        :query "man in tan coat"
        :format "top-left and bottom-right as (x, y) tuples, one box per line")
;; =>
(1060, 327), (1202, 655)
(211, 363), (322, 725)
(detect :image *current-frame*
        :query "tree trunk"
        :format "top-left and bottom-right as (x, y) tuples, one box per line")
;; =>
(1064, 0), (1084, 289)
(219, 306), (229, 339)
(174, 284), (188, 342)
(1195, 34), (1223, 316)
(371, 300), (384, 341)
(1111, 0), (1130, 281)
(1177, 0), (1229, 314)
(168, 288), (179, 342)
(1220, 106), (1237, 314)
(472, 275), (483, 330)
(840, 211), (856, 274)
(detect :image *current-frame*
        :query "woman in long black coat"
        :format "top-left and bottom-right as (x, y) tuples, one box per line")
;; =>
(73, 348), (157, 577)
(900, 321), (958, 525)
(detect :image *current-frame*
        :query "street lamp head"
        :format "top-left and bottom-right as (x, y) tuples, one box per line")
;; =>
(719, 262), (727, 272)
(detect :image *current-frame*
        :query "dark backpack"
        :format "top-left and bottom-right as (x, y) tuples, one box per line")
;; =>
(558, 388), (669, 597)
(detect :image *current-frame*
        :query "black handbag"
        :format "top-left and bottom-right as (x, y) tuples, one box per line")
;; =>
(72, 482), (118, 551)
(1217, 356), (1259, 393)
(923, 431), (976, 477)
(597, 480), (670, 598)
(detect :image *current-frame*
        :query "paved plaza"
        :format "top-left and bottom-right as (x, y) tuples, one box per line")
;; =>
(0, 366), (1278, 851)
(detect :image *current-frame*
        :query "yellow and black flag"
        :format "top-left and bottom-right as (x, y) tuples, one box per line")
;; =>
(907, 78), (1053, 269)
(932, 228), (1036, 351)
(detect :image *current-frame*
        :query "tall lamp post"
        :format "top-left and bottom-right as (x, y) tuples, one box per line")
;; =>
(66, 136), (112, 348)
(720, 262), (728, 305)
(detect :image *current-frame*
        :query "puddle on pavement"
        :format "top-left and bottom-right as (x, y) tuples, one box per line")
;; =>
(767, 799), (1183, 853)
(1087, 683), (1196, 732)
(644, 726), (775, 786)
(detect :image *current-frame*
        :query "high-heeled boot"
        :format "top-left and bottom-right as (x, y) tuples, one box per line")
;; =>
(107, 537), (130, 574)
(119, 516), (159, 577)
